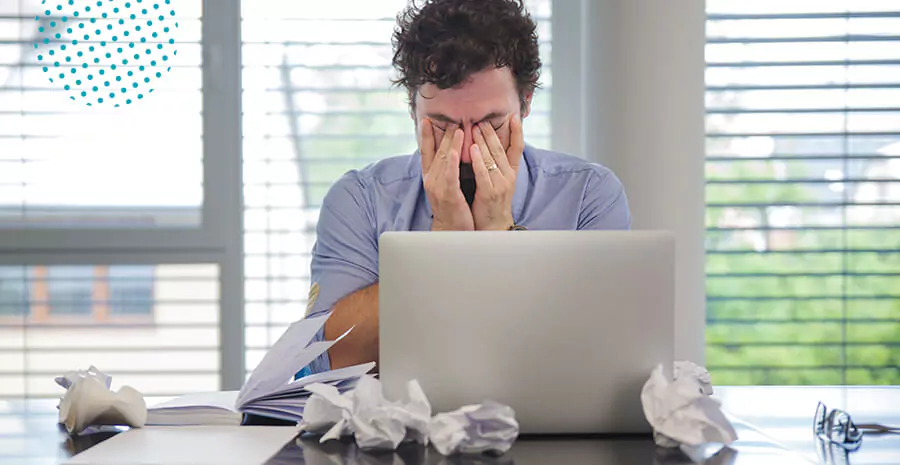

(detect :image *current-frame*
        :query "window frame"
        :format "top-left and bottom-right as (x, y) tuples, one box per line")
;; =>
(0, 1), (229, 254)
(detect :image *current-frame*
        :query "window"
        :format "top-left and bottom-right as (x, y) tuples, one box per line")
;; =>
(1, 0), (558, 397)
(0, 264), (220, 398)
(240, 0), (553, 374)
(108, 266), (156, 316)
(0, 267), (27, 317)
(705, 0), (900, 384)
(0, 1), (204, 230)
(0, 266), (156, 322)
(0, 0), (225, 398)
(46, 267), (94, 317)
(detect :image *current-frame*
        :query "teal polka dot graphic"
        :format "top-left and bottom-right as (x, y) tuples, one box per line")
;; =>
(34, 0), (178, 107)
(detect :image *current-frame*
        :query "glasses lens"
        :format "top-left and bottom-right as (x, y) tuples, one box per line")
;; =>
(814, 402), (827, 435)
(845, 419), (863, 444)
(830, 410), (851, 442)
(831, 409), (863, 450)
(814, 402), (863, 450)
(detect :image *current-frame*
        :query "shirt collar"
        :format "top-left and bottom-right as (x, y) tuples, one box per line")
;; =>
(415, 145), (532, 225)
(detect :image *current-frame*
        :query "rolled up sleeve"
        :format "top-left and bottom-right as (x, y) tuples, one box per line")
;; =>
(304, 171), (379, 374)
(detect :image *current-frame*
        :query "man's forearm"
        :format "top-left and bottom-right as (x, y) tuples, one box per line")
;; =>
(323, 283), (379, 370)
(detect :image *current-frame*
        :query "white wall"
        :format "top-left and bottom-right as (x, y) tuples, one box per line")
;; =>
(578, 0), (707, 363)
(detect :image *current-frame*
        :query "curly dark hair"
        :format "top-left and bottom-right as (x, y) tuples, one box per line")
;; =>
(391, 0), (542, 112)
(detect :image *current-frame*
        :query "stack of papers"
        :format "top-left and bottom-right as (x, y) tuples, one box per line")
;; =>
(145, 391), (242, 426)
(237, 363), (374, 423)
(147, 313), (375, 426)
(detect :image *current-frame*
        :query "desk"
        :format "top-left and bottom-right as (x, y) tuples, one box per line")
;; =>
(1, 387), (898, 465)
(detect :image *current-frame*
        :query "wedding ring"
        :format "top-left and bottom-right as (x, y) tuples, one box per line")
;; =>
(487, 163), (499, 172)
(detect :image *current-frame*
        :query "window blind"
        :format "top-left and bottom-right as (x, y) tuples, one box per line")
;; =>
(0, 263), (220, 398)
(0, 1), (223, 398)
(705, 0), (900, 385)
(0, 0), (203, 229)
(240, 0), (553, 373)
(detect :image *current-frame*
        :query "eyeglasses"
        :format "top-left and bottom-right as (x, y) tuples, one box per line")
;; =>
(814, 401), (900, 452)
(813, 402), (863, 451)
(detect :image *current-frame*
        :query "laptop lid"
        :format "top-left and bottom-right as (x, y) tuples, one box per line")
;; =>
(378, 230), (675, 434)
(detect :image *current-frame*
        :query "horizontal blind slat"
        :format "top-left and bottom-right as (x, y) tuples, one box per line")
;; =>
(707, 12), (900, 20)
(707, 59), (900, 67)
(707, 35), (900, 44)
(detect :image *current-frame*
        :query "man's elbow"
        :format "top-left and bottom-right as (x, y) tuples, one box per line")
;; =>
(322, 283), (380, 370)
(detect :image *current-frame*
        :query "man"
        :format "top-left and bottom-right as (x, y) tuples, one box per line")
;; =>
(304, 0), (630, 373)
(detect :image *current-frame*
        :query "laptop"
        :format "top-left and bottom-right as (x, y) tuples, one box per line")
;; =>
(378, 230), (675, 434)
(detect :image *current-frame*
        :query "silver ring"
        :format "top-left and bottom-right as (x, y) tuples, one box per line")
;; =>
(487, 164), (499, 172)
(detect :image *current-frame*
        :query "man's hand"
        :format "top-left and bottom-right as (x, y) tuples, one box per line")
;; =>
(421, 119), (475, 231)
(470, 114), (524, 231)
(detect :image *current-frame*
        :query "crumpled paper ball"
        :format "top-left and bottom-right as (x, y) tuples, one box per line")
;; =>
(672, 361), (713, 396)
(299, 375), (431, 450)
(55, 365), (112, 391)
(640, 361), (737, 462)
(55, 366), (147, 435)
(428, 400), (519, 456)
(299, 375), (519, 456)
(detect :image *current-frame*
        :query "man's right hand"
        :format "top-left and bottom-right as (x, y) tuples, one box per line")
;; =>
(420, 119), (475, 231)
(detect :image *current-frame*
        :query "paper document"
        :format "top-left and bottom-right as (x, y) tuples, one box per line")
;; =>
(54, 310), (372, 430)
(140, 313), (373, 426)
(146, 391), (242, 426)
(262, 362), (375, 399)
(64, 426), (299, 465)
(237, 313), (333, 404)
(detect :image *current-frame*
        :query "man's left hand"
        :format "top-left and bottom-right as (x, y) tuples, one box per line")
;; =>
(470, 114), (524, 231)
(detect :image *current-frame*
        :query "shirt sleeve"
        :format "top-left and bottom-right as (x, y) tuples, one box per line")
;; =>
(303, 170), (379, 374)
(578, 165), (632, 230)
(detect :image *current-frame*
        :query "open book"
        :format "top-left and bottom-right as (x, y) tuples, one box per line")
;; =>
(146, 312), (375, 426)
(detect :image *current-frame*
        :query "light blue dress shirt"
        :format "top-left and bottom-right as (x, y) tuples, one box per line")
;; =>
(303, 144), (631, 374)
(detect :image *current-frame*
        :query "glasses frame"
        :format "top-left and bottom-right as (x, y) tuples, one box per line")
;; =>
(814, 402), (863, 451)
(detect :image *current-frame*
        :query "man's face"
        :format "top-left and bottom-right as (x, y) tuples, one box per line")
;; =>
(413, 67), (531, 167)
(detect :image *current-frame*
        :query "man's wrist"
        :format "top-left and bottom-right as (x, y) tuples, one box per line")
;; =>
(475, 214), (516, 231)
(430, 217), (474, 231)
